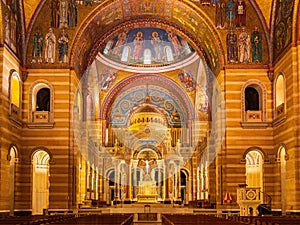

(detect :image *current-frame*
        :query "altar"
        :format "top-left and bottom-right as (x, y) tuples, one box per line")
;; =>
(137, 175), (158, 203)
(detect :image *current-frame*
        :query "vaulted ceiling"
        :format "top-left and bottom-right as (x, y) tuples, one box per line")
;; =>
(22, 0), (274, 31)
(1, 0), (299, 75)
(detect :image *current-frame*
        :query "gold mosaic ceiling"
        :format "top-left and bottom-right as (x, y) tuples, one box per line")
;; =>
(23, 0), (273, 31)
(22, 0), (293, 73)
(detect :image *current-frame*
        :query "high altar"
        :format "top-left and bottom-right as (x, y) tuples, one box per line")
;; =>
(137, 166), (158, 202)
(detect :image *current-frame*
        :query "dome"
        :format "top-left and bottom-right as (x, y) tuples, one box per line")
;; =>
(129, 105), (168, 141)
(102, 27), (195, 67)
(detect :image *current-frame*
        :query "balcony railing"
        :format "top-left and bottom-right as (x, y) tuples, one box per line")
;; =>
(33, 111), (50, 123)
(246, 110), (261, 122)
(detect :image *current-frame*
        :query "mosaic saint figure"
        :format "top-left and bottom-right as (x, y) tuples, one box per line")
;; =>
(251, 26), (262, 63)
(151, 31), (162, 61)
(238, 27), (250, 63)
(178, 71), (195, 92)
(226, 0), (236, 27)
(32, 28), (44, 63)
(58, 29), (69, 63)
(236, 0), (246, 27)
(68, 0), (78, 28)
(168, 31), (182, 56)
(4, 11), (10, 44)
(51, 0), (59, 28)
(10, 2), (17, 50)
(59, 0), (68, 28)
(112, 31), (127, 55)
(45, 28), (56, 63)
(101, 69), (117, 91)
(226, 29), (238, 63)
(216, 0), (225, 29)
(133, 31), (144, 61)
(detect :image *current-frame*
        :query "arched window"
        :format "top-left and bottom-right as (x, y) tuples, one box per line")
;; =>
(165, 46), (174, 62)
(180, 170), (187, 186)
(10, 72), (20, 107)
(180, 170), (188, 204)
(103, 40), (113, 55)
(32, 150), (50, 215)
(245, 150), (263, 189)
(143, 48), (152, 64)
(181, 39), (192, 55)
(275, 73), (285, 117)
(241, 80), (267, 126)
(8, 145), (18, 216)
(36, 88), (50, 111)
(9, 71), (21, 121)
(278, 145), (287, 215)
(245, 87), (259, 110)
(107, 170), (115, 203)
(29, 81), (54, 127)
(121, 46), (130, 62)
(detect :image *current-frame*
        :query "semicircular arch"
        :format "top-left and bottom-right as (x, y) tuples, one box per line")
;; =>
(101, 73), (195, 123)
(69, 0), (225, 74)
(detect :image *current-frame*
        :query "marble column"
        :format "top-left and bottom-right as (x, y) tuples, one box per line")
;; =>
(157, 160), (163, 199)
(125, 162), (131, 201)
(132, 160), (138, 200)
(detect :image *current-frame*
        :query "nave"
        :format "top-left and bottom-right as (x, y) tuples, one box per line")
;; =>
(1, 213), (300, 225)
(1, 203), (300, 225)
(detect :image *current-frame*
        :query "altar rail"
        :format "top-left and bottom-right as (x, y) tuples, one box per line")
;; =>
(228, 215), (300, 225)
(162, 214), (244, 225)
(0, 214), (76, 224)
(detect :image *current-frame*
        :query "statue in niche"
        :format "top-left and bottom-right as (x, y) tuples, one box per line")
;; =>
(68, 0), (78, 28)
(236, 0), (246, 28)
(58, 29), (69, 63)
(238, 27), (250, 63)
(215, 0), (225, 29)
(51, 0), (59, 28)
(251, 26), (262, 63)
(45, 28), (56, 63)
(226, 29), (238, 63)
(59, 0), (68, 28)
(32, 27), (44, 63)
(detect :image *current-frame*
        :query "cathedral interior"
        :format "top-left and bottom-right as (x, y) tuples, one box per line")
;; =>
(0, 0), (300, 220)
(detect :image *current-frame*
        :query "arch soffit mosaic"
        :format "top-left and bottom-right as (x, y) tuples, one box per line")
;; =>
(16, 0), (300, 71)
(69, 0), (224, 74)
(24, 0), (289, 73)
(101, 73), (194, 124)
